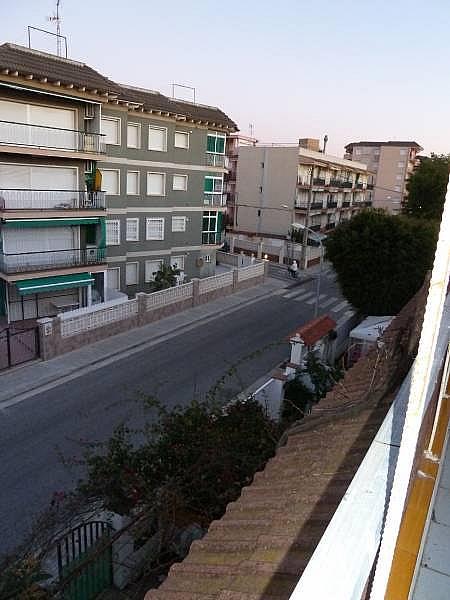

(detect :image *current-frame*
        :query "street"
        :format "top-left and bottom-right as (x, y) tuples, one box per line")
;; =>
(0, 267), (351, 555)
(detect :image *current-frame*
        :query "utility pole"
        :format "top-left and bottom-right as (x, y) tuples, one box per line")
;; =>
(301, 166), (314, 270)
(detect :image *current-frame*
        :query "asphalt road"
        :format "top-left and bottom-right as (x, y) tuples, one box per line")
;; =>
(0, 269), (347, 556)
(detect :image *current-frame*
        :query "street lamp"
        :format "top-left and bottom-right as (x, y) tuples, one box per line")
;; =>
(291, 223), (324, 318)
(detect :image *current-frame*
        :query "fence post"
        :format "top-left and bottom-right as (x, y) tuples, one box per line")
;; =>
(136, 292), (147, 326)
(232, 268), (239, 290)
(192, 278), (200, 306)
(263, 259), (270, 280)
(37, 317), (57, 361)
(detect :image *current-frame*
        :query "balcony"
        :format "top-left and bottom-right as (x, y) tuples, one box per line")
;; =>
(313, 177), (326, 186)
(327, 201), (338, 209)
(342, 201), (351, 207)
(310, 224), (321, 232)
(367, 183), (374, 190)
(0, 121), (105, 154)
(0, 190), (106, 211)
(295, 201), (323, 210)
(364, 201), (373, 207)
(202, 231), (224, 246)
(326, 222), (336, 230)
(297, 179), (310, 187)
(206, 153), (226, 168)
(356, 183), (365, 190)
(341, 181), (353, 188)
(329, 179), (341, 187)
(0, 247), (106, 275)
(204, 193), (226, 207)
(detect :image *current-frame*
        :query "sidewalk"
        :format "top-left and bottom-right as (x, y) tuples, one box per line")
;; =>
(0, 277), (288, 406)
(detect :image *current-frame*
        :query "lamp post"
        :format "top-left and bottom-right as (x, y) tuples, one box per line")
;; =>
(291, 223), (324, 318)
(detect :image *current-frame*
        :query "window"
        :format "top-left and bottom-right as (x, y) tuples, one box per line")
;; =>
(172, 216), (187, 232)
(397, 162), (405, 168)
(207, 131), (226, 154)
(126, 262), (139, 285)
(394, 185), (401, 192)
(170, 255), (185, 270)
(202, 211), (218, 244)
(147, 172), (166, 196)
(204, 254), (211, 263)
(126, 218), (139, 241)
(399, 148), (408, 156)
(127, 123), (141, 148)
(101, 169), (120, 195)
(148, 126), (167, 151)
(146, 217), (165, 240)
(175, 131), (189, 149)
(106, 219), (120, 246)
(101, 117), (121, 145)
(173, 174), (188, 191)
(396, 174), (403, 181)
(204, 176), (223, 193)
(145, 260), (162, 282)
(107, 267), (120, 290)
(126, 171), (140, 195)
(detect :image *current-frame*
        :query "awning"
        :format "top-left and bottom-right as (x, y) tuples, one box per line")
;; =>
(16, 273), (94, 295)
(3, 218), (100, 228)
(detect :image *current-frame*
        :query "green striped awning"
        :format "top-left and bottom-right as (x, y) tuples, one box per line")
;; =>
(16, 273), (94, 295)
(3, 218), (100, 228)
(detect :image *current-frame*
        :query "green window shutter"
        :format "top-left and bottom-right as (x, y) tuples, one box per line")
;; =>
(207, 135), (216, 153)
(216, 137), (225, 154)
(217, 211), (224, 231)
(204, 177), (214, 192)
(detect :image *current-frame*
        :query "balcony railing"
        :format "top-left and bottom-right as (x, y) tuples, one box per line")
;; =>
(341, 181), (353, 188)
(202, 231), (224, 245)
(295, 201), (323, 210)
(311, 201), (324, 209)
(313, 177), (326, 186)
(367, 183), (374, 190)
(356, 183), (365, 189)
(364, 201), (373, 207)
(206, 153), (226, 168)
(0, 190), (106, 211)
(310, 224), (321, 232)
(327, 201), (338, 208)
(0, 247), (106, 274)
(0, 120), (105, 154)
(326, 222), (336, 230)
(204, 193), (226, 207)
(329, 179), (341, 187)
(342, 201), (351, 207)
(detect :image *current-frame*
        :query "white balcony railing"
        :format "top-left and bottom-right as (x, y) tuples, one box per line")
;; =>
(0, 247), (106, 274)
(0, 190), (106, 211)
(206, 153), (227, 168)
(204, 193), (226, 207)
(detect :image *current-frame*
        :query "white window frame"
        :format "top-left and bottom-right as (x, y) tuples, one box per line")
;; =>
(100, 169), (120, 195)
(145, 259), (163, 282)
(174, 130), (190, 149)
(146, 217), (165, 241)
(101, 116), (121, 145)
(204, 254), (211, 263)
(126, 217), (140, 242)
(127, 122), (141, 149)
(173, 174), (188, 191)
(204, 175), (224, 194)
(207, 131), (226, 155)
(106, 219), (120, 246)
(126, 170), (140, 195)
(148, 125), (167, 152)
(107, 267), (121, 290)
(147, 172), (166, 196)
(170, 255), (185, 270)
(172, 216), (187, 232)
(125, 261), (139, 286)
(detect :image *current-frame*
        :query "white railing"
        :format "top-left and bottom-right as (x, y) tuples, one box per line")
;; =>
(199, 271), (233, 294)
(237, 262), (265, 281)
(145, 282), (193, 311)
(60, 299), (138, 337)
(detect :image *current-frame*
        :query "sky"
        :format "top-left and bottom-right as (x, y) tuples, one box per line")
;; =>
(1, 0), (449, 156)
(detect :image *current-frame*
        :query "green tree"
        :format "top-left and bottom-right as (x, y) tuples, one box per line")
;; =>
(404, 154), (450, 220)
(152, 264), (181, 291)
(325, 210), (438, 315)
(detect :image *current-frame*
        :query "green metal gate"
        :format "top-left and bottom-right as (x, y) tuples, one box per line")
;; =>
(57, 520), (114, 600)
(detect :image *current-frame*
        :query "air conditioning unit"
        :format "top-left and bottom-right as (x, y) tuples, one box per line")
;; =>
(84, 104), (95, 119)
(86, 245), (97, 262)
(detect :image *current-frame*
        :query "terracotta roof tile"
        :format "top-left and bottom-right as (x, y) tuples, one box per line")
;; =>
(290, 315), (337, 346)
(145, 279), (429, 600)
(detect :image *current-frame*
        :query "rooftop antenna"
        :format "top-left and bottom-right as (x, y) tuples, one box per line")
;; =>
(323, 134), (329, 154)
(47, 0), (63, 56)
(249, 123), (254, 138)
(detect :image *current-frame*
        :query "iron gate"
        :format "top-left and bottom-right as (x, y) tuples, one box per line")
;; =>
(0, 325), (39, 371)
(57, 520), (114, 600)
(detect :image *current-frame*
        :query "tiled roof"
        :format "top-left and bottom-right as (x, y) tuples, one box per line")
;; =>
(0, 43), (120, 95)
(117, 85), (237, 130)
(290, 315), (336, 346)
(145, 279), (428, 600)
(345, 141), (423, 150)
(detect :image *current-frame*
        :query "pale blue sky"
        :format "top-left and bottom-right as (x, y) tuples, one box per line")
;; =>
(2, 0), (448, 155)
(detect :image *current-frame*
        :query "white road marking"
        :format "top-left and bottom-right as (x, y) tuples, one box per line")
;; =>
(321, 296), (337, 308)
(306, 294), (327, 305)
(283, 288), (314, 300)
(332, 300), (349, 313)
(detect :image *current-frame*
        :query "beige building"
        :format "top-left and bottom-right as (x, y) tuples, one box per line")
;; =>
(345, 141), (423, 214)
(230, 141), (372, 266)
(224, 133), (257, 228)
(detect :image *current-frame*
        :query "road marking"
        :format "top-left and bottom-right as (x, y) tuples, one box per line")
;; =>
(332, 300), (349, 313)
(306, 294), (327, 305)
(283, 288), (313, 300)
(291, 291), (316, 302)
(321, 296), (337, 308)
(336, 314), (351, 328)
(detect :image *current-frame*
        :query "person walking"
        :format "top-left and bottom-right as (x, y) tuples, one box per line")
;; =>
(288, 259), (298, 278)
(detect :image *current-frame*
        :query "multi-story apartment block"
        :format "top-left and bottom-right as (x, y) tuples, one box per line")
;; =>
(224, 133), (257, 227)
(0, 43), (236, 322)
(232, 140), (372, 266)
(344, 141), (423, 214)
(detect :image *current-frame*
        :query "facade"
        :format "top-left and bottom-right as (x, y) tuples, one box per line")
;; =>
(231, 141), (372, 265)
(224, 132), (257, 228)
(0, 43), (236, 322)
(345, 140), (423, 214)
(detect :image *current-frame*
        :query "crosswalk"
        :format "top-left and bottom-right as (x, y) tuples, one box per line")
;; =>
(280, 286), (355, 323)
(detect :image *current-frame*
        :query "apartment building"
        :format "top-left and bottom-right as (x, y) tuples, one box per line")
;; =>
(231, 140), (372, 265)
(345, 140), (423, 214)
(0, 43), (236, 322)
(224, 132), (257, 227)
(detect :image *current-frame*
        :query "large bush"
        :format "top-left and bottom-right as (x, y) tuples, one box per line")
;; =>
(325, 210), (438, 315)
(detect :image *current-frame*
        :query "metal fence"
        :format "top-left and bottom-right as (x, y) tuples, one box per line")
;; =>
(0, 189), (106, 210)
(0, 325), (39, 371)
(0, 247), (106, 274)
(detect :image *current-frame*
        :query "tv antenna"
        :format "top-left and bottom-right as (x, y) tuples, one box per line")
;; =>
(249, 123), (254, 138)
(47, 0), (63, 56)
